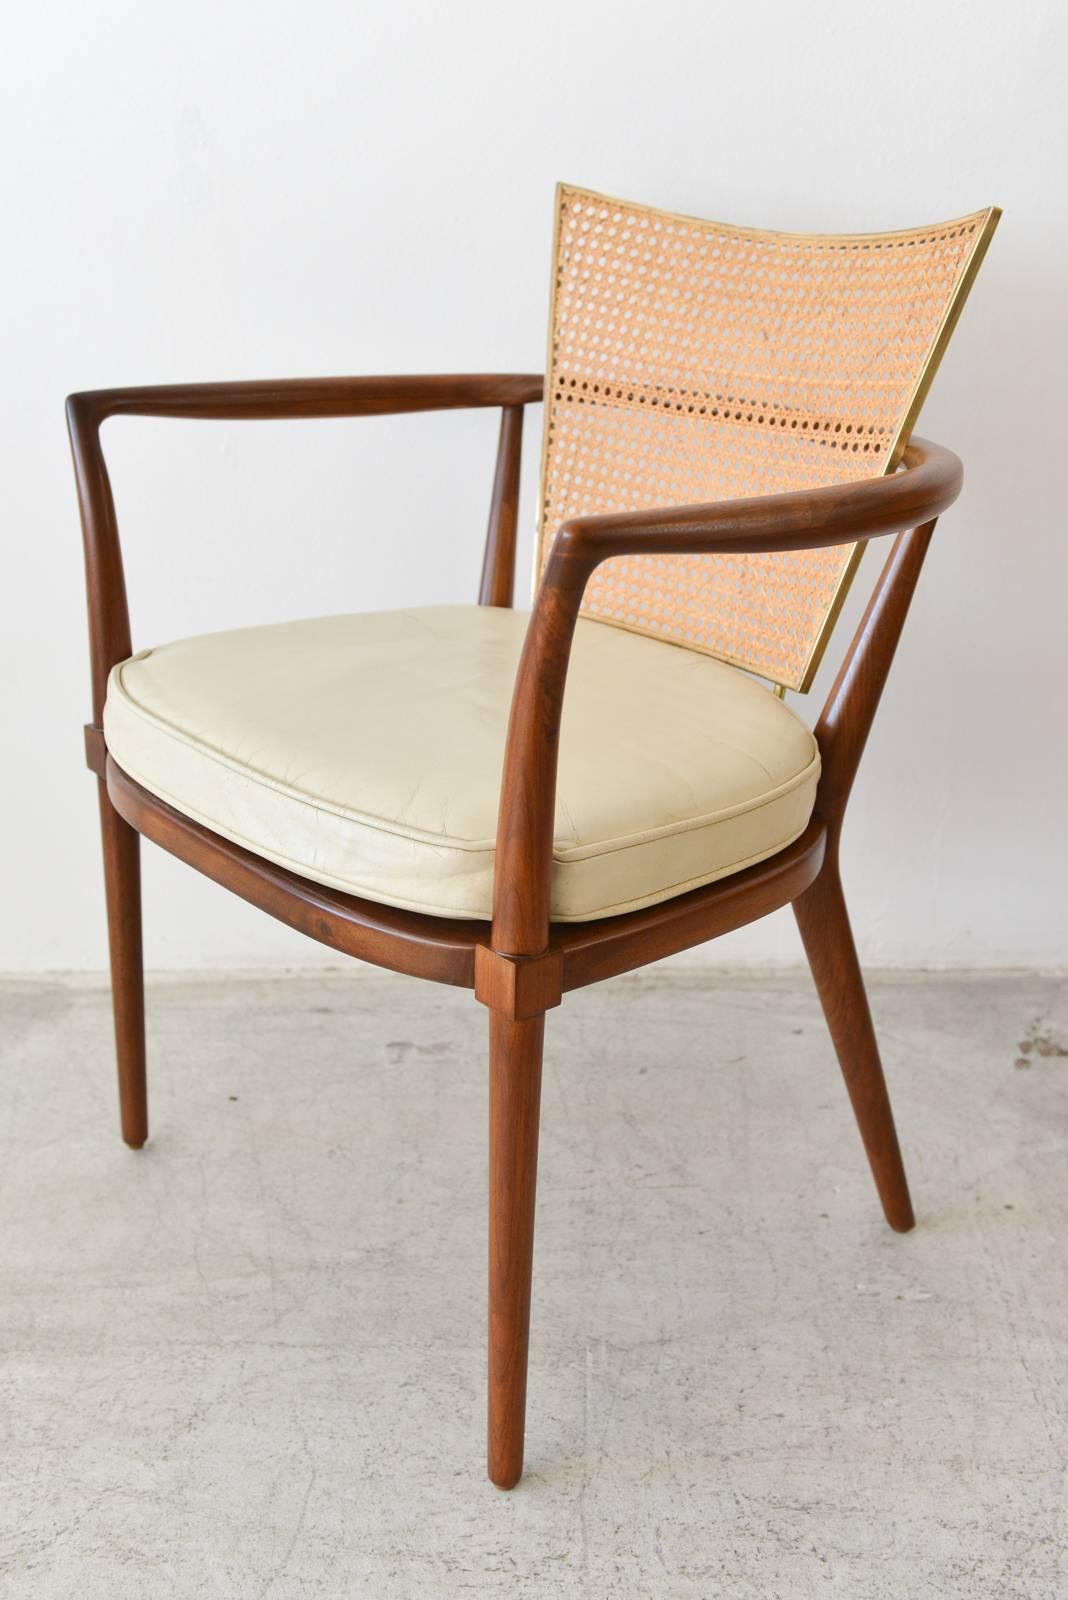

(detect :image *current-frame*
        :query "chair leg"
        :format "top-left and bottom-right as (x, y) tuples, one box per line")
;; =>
(97, 780), (148, 1149)
(793, 856), (914, 1233)
(487, 1009), (545, 1489)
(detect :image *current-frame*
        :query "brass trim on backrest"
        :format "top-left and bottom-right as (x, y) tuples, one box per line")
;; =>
(535, 184), (999, 690)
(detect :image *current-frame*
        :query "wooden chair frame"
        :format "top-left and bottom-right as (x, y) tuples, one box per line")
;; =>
(68, 373), (962, 1488)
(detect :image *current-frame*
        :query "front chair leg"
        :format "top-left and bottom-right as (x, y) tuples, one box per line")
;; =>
(97, 780), (148, 1149)
(487, 1009), (545, 1489)
(793, 855), (914, 1233)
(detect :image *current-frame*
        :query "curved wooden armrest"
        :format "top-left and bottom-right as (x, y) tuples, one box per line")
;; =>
(69, 373), (544, 721)
(547, 439), (960, 568)
(67, 372), (543, 425)
(491, 439), (961, 954)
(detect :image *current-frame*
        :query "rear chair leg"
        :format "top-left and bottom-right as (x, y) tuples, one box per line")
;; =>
(487, 1010), (545, 1489)
(97, 781), (148, 1149)
(793, 857), (914, 1233)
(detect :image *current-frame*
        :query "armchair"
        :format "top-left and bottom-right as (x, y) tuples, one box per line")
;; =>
(68, 185), (998, 1488)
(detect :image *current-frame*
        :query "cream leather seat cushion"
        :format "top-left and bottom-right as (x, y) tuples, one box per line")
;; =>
(104, 606), (820, 922)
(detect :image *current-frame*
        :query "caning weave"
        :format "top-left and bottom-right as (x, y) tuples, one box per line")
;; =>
(536, 185), (998, 690)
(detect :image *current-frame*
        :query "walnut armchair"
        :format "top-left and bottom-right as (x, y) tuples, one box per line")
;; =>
(68, 186), (998, 1488)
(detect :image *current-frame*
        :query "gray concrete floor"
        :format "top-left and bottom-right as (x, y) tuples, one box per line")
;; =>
(1, 967), (1066, 1598)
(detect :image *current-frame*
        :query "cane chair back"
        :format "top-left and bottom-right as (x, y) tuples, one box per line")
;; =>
(536, 185), (999, 690)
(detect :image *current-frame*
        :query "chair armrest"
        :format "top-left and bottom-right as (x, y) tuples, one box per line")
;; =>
(68, 373), (544, 723)
(491, 439), (961, 953)
(66, 372), (543, 425)
(545, 437), (960, 568)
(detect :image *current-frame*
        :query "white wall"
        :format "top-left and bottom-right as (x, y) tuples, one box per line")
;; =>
(2, 0), (1064, 971)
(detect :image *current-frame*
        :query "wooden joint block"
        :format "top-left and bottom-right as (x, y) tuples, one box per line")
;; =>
(474, 945), (563, 1020)
(84, 724), (107, 778)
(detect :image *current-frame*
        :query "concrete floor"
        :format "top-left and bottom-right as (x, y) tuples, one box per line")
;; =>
(1, 967), (1065, 1598)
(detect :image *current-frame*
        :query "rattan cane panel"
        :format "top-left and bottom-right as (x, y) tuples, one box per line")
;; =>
(537, 186), (998, 689)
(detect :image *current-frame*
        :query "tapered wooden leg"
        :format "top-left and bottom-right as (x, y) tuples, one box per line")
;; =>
(97, 780), (148, 1149)
(793, 858), (914, 1232)
(487, 1009), (545, 1489)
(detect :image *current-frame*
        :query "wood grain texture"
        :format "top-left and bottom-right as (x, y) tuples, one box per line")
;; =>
(474, 945), (563, 1019)
(83, 724), (107, 778)
(811, 520), (937, 835)
(479, 406), (524, 607)
(69, 373), (543, 424)
(794, 862), (915, 1232)
(789, 516), (938, 1234)
(487, 1010), (544, 1489)
(97, 781), (147, 1149)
